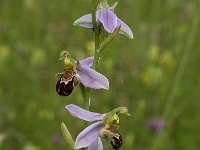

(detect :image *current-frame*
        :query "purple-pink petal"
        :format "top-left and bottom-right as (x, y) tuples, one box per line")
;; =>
(73, 14), (93, 28)
(74, 122), (103, 149)
(65, 104), (104, 122)
(79, 57), (94, 68)
(117, 18), (133, 39)
(88, 137), (103, 150)
(73, 8), (133, 39)
(77, 64), (109, 90)
(98, 8), (118, 33)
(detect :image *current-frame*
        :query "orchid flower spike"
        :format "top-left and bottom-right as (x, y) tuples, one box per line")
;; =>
(65, 104), (130, 149)
(56, 51), (109, 96)
(73, 2), (133, 39)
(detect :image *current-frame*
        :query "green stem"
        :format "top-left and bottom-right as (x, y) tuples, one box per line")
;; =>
(79, 0), (99, 113)
(150, 13), (199, 150)
(86, 1), (119, 111)
(84, 88), (91, 110)
(80, 0), (100, 115)
(79, 3), (100, 149)
(92, 0), (100, 69)
(79, 0), (100, 113)
(79, 83), (88, 109)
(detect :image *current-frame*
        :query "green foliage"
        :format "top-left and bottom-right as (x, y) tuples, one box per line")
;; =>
(0, 0), (200, 149)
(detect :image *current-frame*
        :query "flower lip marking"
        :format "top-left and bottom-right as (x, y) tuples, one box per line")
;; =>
(56, 67), (78, 96)
(111, 133), (123, 150)
(101, 124), (123, 150)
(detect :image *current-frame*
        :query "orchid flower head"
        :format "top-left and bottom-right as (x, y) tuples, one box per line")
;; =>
(73, 2), (133, 39)
(65, 104), (130, 149)
(56, 51), (109, 96)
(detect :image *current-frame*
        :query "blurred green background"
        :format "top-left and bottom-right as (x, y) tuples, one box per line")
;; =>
(0, 0), (200, 149)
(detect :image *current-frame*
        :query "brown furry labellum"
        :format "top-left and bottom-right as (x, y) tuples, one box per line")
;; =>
(56, 68), (79, 96)
(110, 133), (123, 150)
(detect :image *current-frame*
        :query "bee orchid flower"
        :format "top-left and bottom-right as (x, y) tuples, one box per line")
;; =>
(73, 4), (133, 39)
(65, 104), (130, 149)
(56, 51), (109, 96)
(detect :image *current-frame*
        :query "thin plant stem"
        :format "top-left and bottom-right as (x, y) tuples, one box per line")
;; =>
(79, 2), (100, 149)
(150, 14), (199, 150)
(83, 0), (119, 111)
(83, 0), (100, 109)
(92, 0), (100, 69)
(80, 0), (100, 113)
